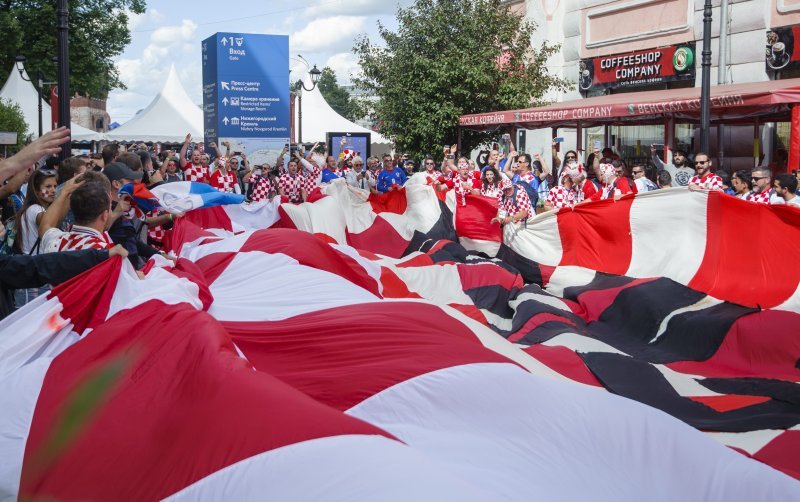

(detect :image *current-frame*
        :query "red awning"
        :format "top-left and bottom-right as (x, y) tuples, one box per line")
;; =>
(458, 79), (800, 130)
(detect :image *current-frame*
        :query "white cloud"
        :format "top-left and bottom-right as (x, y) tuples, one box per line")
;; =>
(325, 52), (361, 83)
(127, 8), (166, 32)
(291, 16), (366, 53)
(302, 0), (407, 18)
(109, 19), (199, 122)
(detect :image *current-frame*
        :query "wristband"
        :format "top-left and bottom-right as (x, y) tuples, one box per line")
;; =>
(447, 155), (455, 159)
(168, 213), (174, 221)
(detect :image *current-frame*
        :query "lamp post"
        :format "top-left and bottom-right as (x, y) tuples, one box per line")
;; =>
(295, 64), (322, 143)
(699, 0), (713, 153)
(14, 56), (56, 138)
(56, 0), (71, 160)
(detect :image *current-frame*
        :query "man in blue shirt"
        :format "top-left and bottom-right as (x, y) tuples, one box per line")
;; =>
(320, 155), (340, 183)
(376, 154), (408, 193)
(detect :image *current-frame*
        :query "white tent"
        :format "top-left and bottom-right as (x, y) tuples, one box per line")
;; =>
(294, 79), (391, 155)
(0, 65), (102, 142)
(105, 65), (203, 143)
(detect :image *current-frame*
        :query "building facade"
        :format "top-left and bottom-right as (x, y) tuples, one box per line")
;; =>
(506, 0), (800, 170)
(70, 96), (110, 133)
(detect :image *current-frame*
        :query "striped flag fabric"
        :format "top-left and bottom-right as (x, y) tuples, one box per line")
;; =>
(1, 178), (798, 499)
(149, 181), (245, 214)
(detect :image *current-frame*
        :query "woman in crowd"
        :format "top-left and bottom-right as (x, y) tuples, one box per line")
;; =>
(479, 167), (502, 199)
(551, 145), (580, 186)
(13, 168), (58, 306)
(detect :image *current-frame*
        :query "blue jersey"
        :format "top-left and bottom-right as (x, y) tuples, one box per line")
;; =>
(320, 169), (339, 183)
(376, 168), (408, 193)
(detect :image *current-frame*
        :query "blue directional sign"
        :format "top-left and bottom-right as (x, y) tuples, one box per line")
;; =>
(202, 33), (289, 163)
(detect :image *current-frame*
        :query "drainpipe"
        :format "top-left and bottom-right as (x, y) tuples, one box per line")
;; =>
(717, 0), (730, 169)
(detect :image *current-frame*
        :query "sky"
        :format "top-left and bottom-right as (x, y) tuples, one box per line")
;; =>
(107, 0), (413, 124)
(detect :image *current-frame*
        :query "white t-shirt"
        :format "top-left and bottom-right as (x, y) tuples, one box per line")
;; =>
(21, 204), (45, 254)
(786, 196), (800, 207)
(634, 177), (658, 192)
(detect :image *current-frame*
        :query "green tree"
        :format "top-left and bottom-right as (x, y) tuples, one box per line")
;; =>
(315, 66), (362, 122)
(0, 0), (146, 100)
(354, 0), (570, 158)
(0, 99), (30, 150)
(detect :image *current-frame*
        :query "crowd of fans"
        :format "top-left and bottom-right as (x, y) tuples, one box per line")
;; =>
(1, 128), (799, 317)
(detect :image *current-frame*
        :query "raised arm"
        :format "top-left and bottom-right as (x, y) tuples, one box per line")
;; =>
(179, 133), (191, 169)
(650, 145), (666, 170)
(0, 127), (71, 184)
(38, 177), (84, 237)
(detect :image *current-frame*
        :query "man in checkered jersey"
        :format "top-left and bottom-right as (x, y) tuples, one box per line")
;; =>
(544, 163), (583, 210)
(491, 178), (532, 226)
(746, 167), (783, 204)
(242, 163), (275, 203)
(687, 152), (723, 192)
(278, 159), (307, 203)
(210, 156), (239, 193)
(179, 133), (210, 183)
(39, 172), (115, 253)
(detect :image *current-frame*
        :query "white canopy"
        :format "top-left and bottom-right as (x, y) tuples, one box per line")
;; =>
(105, 65), (203, 143)
(0, 65), (102, 142)
(294, 79), (391, 153)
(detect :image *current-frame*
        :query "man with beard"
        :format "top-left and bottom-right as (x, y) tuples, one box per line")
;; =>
(651, 145), (694, 187)
(687, 153), (723, 192)
(746, 167), (782, 204)
(179, 134), (210, 184)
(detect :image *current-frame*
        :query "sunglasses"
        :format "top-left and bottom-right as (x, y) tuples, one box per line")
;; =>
(632, 170), (643, 175)
(425, 162), (434, 165)
(518, 159), (530, 163)
(696, 160), (709, 165)
(565, 156), (577, 160)
(751, 176), (768, 181)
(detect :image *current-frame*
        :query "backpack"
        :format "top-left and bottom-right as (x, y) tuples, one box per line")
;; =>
(516, 179), (539, 207)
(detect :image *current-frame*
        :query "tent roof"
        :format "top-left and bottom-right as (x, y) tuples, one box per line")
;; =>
(105, 65), (203, 143)
(295, 80), (390, 145)
(0, 65), (102, 142)
(459, 78), (800, 131)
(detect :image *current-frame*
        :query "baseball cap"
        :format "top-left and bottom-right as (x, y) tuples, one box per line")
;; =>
(103, 162), (144, 182)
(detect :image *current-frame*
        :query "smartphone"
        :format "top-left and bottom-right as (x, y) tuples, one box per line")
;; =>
(553, 137), (564, 143)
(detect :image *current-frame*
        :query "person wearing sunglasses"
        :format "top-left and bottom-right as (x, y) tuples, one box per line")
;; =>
(687, 153), (723, 192)
(745, 167), (781, 204)
(632, 164), (658, 192)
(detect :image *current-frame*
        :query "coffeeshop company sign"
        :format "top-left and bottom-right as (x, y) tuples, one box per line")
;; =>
(578, 43), (696, 95)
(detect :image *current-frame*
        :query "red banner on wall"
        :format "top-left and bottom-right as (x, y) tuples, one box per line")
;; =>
(579, 43), (696, 95)
(50, 84), (59, 130)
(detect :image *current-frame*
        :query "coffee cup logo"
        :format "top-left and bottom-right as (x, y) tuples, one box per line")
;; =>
(772, 42), (786, 59)
(672, 47), (694, 72)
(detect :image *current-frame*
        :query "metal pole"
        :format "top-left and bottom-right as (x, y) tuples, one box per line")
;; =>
(56, 0), (70, 160)
(717, 0), (729, 169)
(297, 91), (302, 143)
(700, 0), (713, 153)
(36, 69), (43, 138)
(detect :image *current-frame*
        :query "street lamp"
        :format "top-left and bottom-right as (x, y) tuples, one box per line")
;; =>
(295, 63), (322, 143)
(699, 0), (713, 153)
(14, 55), (56, 138)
